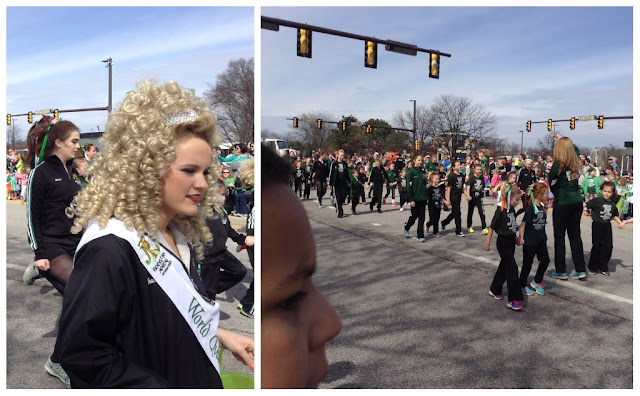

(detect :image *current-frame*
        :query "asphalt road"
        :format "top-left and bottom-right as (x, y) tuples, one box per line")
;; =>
(5, 200), (254, 389)
(305, 193), (633, 389)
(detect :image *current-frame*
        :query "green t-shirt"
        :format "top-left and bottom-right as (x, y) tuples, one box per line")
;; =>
(386, 169), (397, 187)
(548, 144), (582, 205)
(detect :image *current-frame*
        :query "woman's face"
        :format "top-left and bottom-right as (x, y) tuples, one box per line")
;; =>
(54, 130), (81, 162)
(158, 136), (212, 222)
(262, 183), (342, 388)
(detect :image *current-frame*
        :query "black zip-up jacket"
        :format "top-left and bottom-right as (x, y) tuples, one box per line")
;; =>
(311, 159), (329, 182)
(58, 234), (223, 388)
(516, 167), (536, 191)
(203, 212), (246, 263)
(27, 155), (82, 260)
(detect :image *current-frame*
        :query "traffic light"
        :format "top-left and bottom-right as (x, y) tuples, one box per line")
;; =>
(54, 109), (59, 119)
(366, 124), (372, 133)
(570, 117), (576, 130)
(547, 119), (552, 132)
(415, 139), (420, 151)
(317, 119), (322, 129)
(342, 121), (347, 131)
(526, 120), (532, 132)
(598, 115), (604, 129)
(297, 28), (312, 58)
(293, 117), (299, 128)
(28, 112), (33, 124)
(428, 53), (440, 79)
(6, 114), (11, 126)
(365, 40), (377, 69)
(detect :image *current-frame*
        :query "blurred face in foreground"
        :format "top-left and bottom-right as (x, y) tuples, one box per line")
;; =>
(262, 183), (342, 388)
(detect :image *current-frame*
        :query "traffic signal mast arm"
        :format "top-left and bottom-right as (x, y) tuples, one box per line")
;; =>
(286, 117), (414, 132)
(526, 115), (632, 131)
(262, 16), (452, 59)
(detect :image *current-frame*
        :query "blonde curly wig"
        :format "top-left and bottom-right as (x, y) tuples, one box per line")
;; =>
(67, 80), (224, 261)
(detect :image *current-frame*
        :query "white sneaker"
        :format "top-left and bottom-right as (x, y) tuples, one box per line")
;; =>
(399, 207), (404, 212)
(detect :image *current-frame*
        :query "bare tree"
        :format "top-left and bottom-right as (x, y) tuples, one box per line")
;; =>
(535, 131), (555, 158)
(6, 124), (24, 151)
(289, 111), (335, 152)
(394, 95), (496, 158)
(204, 58), (254, 145)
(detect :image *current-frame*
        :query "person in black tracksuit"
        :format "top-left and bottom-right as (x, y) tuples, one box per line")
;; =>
(312, 152), (329, 207)
(368, 159), (389, 213)
(425, 172), (445, 236)
(516, 159), (536, 213)
(293, 161), (304, 198)
(403, 155), (428, 241)
(485, 185), (525, 310)
(466, 164), (487, 233)
(201, 185), (248, 299)
(303, 158), (313, 200)
(349, 169), (362, 214)
(24, 119), (83, 385)
(441, 161), (466, 236)
(585, 182), (624, 275)
(329, 150), (350, 218)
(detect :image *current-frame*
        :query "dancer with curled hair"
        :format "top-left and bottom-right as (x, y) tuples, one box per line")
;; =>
(57, 81), (253, 388)
(23, 115), (83, 385)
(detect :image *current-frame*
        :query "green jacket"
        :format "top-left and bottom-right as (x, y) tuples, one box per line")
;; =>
(407, 166), (428, 202)
(548, 144), (582, 205)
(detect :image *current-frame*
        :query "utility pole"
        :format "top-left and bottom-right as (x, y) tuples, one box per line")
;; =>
(520, 130), (524, 155)
(410, 99), (416, 153)
(102, 57), (114, 113)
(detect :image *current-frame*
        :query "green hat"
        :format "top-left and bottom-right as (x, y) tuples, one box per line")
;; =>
(588, 167), (595, 172)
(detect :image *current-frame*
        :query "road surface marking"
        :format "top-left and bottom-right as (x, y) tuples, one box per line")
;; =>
(454, 251), (632, 305)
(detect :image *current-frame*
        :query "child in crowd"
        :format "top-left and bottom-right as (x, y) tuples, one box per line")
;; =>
(384, 162), (398, 206)
(426, 172), (446, 237)
(358, 165), (368, 204)
(398, 168), (408, 211)
(485, 184), (525, 311)
(616, 175), (633, 221)
(349, 168), (362, 215)
(293, 160), (304, 199)
(466, 164), (488, 234)
(582, 167), (601, 214)
(585, 181), (625, 276)
(368, 159), (389, 213)
(437, 164), (447, 185)
(303, 157), (313, 200)
(518, 182), (550, 296)
(19, 167), (29, 201)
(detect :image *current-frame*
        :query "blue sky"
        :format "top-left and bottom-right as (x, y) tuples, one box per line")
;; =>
(6, 6), (253, 141)
(261, 6), (633, 149)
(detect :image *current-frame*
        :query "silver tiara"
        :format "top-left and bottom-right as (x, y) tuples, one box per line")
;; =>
(164, 109), (198, 125)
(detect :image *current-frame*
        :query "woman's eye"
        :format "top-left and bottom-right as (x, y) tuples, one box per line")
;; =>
(278, 292), (306, 311)
(203, 170), (211, 176)
(182, 168), (195, 174)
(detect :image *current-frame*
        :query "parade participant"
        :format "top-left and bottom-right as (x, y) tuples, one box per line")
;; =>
(21, 116), (82, 384)
(518, 182), (550, 296)
(303, 157), (313, 200)
(516, 159), (536, 208)
(83, 143), (98, 163)
(236, 159), (255, 319)
(200, 181), (250, 299)
(293, 160), (304, 199)
(357, 165), (368, 204)
(425, 172), (446, 237)
(368, 159), (389, 213)
(262, 144), (342, 388)
(349, 168), (362, 215)
(312, 151), (329, 208)
(585, 182), (625, 276)
(426, 155), (439, 173)
(484, 184), (525, 311)
(383, 162), (398, 206)
(403, 154), (428, 242)
(466, 164), (488, 234)
(398, 168), (408, 211)
(329, 149), (349, 218)
(441, 161), (466, 236)
(57, 81), (253, 388)
(548, 134), (587, 281)
(582, 167), (601, 214)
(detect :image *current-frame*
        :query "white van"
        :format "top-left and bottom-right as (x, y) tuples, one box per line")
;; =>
(263, 138), (289, 157)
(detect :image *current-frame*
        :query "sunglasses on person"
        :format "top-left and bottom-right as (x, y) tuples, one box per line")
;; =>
(222, 171), (230, 174)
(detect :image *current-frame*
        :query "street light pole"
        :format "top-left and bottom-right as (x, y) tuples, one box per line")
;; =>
(102, 57), (114, 113)
(520, 130), (524, 156)
(410, 99), (416, 153)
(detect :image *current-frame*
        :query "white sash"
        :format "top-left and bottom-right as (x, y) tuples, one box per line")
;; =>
(76, 218), (220, 374)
